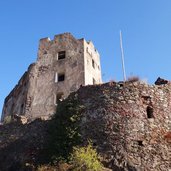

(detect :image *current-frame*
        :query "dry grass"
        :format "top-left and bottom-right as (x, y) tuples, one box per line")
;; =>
(37, 163), (71, 171)
(127, 76), (140, 83)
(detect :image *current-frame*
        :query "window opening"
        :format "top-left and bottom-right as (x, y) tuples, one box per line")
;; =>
(58, 73), (65, 82)
(119, 82), (124, 87)
(146, 106), (154, 118)
(92, 59), (95, 68)
(21, 104), (24, 115)
(93, 78), (96, 85)
(137, 140), (143, 146)
(58, 51), (65, 60)
(56, 92), (64, 104)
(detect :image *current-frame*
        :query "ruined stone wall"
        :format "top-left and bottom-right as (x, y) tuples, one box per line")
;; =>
(0, 81), (171, 170)
(1, 65), (32, 120)
(1, 33), (102, 121)
(84, 40), (102, 85)
(76, 81), (171, 170)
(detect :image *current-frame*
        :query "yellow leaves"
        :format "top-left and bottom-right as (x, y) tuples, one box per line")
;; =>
(70, 142), (103, 171)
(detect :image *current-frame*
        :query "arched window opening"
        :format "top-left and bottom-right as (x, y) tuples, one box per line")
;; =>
(21, 104), (24, 115)
(146, 106), (154, 118)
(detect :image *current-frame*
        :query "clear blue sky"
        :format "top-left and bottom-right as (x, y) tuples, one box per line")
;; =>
(1, 0), (171, 118)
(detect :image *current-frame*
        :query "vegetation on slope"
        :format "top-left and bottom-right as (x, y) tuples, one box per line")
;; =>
(39, 93), (104, 170)
(46, 94), (84, 162)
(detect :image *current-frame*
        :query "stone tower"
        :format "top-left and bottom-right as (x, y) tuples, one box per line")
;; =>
(1, 33), (102, 121)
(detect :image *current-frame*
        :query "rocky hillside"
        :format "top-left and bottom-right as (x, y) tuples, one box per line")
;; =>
(0, 81), (171, 171)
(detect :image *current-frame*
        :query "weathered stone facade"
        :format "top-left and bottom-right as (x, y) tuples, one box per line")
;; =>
(76, 81), (171, 170)
(0, 81), (171, 170)
(1, 33), (102, 121)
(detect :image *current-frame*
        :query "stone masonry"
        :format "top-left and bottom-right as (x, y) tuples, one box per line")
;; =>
(76, 81), (171, 170)
(0, 81), (171, 170)
(1, 33), (102, 121)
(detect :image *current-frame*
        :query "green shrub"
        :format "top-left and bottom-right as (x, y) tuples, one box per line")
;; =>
(45, 95), (85, 163)
(70, 142), (103, 171)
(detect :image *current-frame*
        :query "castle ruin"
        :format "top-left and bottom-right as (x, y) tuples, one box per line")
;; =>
(1, 33), (102, 121)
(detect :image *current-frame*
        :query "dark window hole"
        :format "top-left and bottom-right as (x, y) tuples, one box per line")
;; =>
(92, 59), (95, 68)
(146, 106), (154, 118)
(119, 83), (123, 87)
(137, 140), (144, 146)
(58, 51), (66, 60)
(58, 73), (65, 82)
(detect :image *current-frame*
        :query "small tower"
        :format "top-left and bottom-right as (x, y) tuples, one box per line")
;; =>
(1, 33), (102, 121)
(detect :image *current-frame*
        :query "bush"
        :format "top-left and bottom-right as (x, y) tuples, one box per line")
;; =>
(45, 95), (85, 163)
(70, 142), (103, 171)
(127, 76), (140, 82)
